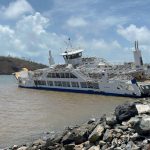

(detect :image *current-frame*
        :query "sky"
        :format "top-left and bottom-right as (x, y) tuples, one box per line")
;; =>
(0, 0), (150, 64)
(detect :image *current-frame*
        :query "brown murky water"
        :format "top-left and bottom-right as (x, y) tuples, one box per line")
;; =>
(0, 75), (137, 148)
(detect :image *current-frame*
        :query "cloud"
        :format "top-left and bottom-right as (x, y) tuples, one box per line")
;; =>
(66, 16), (88, 27)
(0, 0), (33, 19)
(117, 24), (150, 44)
(72, 36), (129, 62)
(0, 12), (67, 64)
(117, 24), (150, 62)
(97, 16), (127, 29)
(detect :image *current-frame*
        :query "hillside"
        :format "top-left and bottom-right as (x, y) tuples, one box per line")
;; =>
(0, 56), (48, 75)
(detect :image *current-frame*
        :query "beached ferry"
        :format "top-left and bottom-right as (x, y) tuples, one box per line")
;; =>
(14, 41), (150, 97)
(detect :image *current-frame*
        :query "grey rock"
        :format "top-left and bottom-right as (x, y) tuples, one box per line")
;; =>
(120, 144), (126, 149)
(114, 147), (122, 150)
(130, 133), (139, 141)
(111, 138), (118, 147)
(33, 139), (46, 146)
(103, 129), (113, 142)
(17, 146), (27, 150)
(88, 118), (96, 124)
(88, 145), (100, 150)
(120, 134), (130, 143)
(62, 123), (96, 145)
(135, 104), (150, 114)
(106, 116), (117, 126)
(83, 141), (90, 149)
(88, 124), (105, 143)
(117, 125), (128, 131)
(143, 139), (148, 144)
(45, 132), (64, 148)
(126, 141), (140, 150)
(127, 117), (140, 127)
(74, 143), (84, 150)
(115, 102), (138, 122)
(47, 144), (62, 150)
(61, 131), (75, 145)
(134, 116), (150, 136)
(99, 140), (106, 146)
(12, 145), (18, 150)
(114, 128), (123, 133)
(101, 144), (109, 150)
(115, 132), (122, 138)
(64, 143), (75, 150)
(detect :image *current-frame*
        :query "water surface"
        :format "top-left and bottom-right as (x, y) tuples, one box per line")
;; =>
(0, 75), (136, 148)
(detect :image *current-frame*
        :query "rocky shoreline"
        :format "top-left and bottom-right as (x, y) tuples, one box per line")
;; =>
(7, 98), (150, 150)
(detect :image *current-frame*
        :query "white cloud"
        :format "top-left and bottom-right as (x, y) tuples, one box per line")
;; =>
(0, 12), (67, 64)
(73, 36), (128, 62)
(67, 17), (88, 27)
(97, 16), (127, 29)
(117, 24), (150, 62)
(117, 24), (150, 44)
(1, 0), (33, 19)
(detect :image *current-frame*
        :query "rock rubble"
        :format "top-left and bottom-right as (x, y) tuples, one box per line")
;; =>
(8, 99), (150, 150)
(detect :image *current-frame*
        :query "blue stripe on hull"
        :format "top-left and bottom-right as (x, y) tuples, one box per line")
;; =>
(18, 85), (142, 98)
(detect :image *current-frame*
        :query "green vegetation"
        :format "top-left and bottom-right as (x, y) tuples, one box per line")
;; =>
(0, 56), (48, 75)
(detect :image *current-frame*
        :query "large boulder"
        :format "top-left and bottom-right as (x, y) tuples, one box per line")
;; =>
(88, 124), (105, 143)
(115, 102), (138, 122)
(135, 104), (150, 114)
(106, 115), (117, 126)
(61, 123), (96, 145)
(134, 116), (150, 136)
(103, 129), (113, 142)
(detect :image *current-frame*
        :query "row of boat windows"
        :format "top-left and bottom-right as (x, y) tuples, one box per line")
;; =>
(47, 73), (77, 78)
(34, 80), (99, 89)
(63, 52), (82, 59)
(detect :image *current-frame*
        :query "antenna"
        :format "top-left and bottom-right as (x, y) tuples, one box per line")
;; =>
(135, 41), (136, 50)
(137, 40), (139, 50)
(64, 37), (73, 50)
(68, 37), (72, 48)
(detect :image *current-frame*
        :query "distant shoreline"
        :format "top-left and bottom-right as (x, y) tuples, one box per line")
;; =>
(0, 56), (47, 75)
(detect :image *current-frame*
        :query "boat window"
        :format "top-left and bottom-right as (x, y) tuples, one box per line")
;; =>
(52, 73), (56, 78)
(47, 73), (52, 78)
(66, 82), (70, 87)
(47, 81), (53, 86)
(87, 82), (93, 88)
(80, 82), (87, 88)
(62, 81), (70, 87)
(56, 73), (60, 78)
(87, 82), (99, 89)
(54, 81), (62, 86)
(34, 80), (38, 86)
(35, 80), (46, 86)
(47, 72), (77, 79)
(71, 82), (79, 87)
(70, 73), (77, 78)
(34, 72), (42, 77)
(60, 73), (65, 78)
(62, 81), (67, 87)
(65, 73), (70, 78)
(93, 83), (99, 89)
(65, 52), (82, 60)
